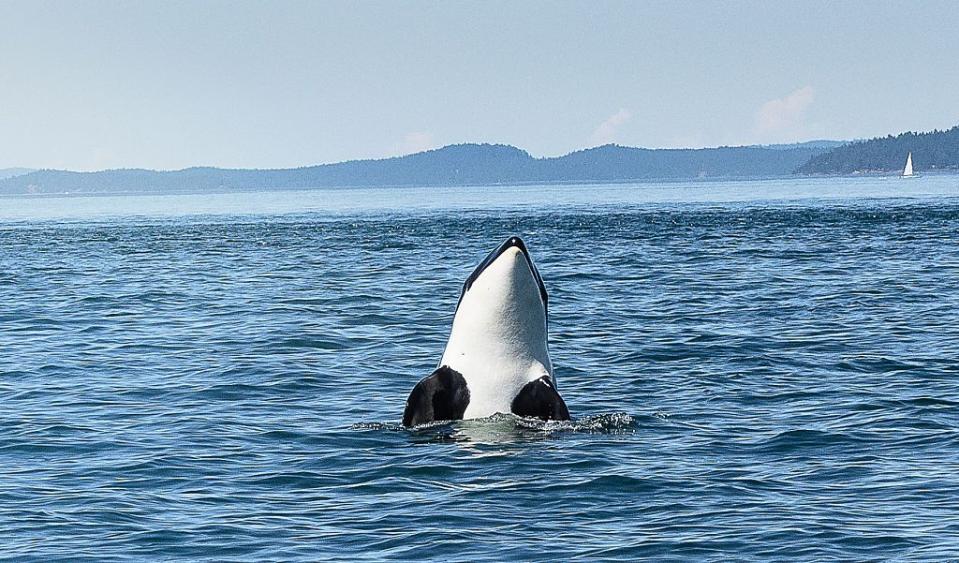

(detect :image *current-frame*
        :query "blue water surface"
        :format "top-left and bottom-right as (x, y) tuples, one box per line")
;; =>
(1, 177), (958, 561)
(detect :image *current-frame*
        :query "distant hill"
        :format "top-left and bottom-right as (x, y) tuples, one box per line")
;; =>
(797, 125), (959, 174)
(535, 144), (827, 182)
(0, 144), (830, 195)
(0, 167), (35, 180)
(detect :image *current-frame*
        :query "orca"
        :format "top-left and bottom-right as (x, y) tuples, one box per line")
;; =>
(403, 236), (570, 427)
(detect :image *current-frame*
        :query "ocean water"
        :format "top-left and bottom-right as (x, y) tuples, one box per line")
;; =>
(2, 177), (958, 561)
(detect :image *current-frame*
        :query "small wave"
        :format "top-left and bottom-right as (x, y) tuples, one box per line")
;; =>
(757, 428), (870, 453)
(350, 412), (638, 444)
(350, 421), (406, 432)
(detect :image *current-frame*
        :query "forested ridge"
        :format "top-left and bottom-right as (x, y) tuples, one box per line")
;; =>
(797, 126), (959, 174)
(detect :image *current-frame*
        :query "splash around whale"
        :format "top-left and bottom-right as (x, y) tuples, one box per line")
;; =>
(403, 236), (570, 427)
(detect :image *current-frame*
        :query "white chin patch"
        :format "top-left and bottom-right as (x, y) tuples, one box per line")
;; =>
(440, 245), (552, 418)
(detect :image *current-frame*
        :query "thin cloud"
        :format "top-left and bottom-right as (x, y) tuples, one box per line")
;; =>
(755, 86), (815, 141)
(590, 109), (632, 146)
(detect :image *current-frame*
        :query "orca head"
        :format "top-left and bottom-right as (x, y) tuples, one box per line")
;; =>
(403, 236), (569, 426)
(456, 235), (547, 325)
(459, 236), (547, 314)
(442, 236), (550, 375)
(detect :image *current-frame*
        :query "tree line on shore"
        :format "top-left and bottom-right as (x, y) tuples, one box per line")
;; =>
(796, 125), (959, 174)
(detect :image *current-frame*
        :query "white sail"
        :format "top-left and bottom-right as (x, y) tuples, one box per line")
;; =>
(902, 152), (914, 177)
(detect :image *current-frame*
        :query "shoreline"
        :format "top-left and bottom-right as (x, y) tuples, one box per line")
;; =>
(2, 170), (958, 199)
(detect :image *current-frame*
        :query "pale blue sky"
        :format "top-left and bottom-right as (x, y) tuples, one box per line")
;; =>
(2, 0), (958, 171)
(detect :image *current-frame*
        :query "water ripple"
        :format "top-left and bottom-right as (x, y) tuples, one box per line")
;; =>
(1, 191), (959, 560)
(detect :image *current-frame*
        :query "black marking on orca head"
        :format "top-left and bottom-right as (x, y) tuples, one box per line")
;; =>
(454, 236), (548, 316)
(403, 366), (471, 427)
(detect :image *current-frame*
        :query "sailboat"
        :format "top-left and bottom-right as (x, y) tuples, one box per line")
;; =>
(901, 152), (916, 178)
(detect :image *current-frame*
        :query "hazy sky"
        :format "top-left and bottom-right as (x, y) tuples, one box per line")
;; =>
(2, 0), (958, 170)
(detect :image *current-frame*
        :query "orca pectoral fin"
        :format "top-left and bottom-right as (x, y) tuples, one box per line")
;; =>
(511, 376), (570, 421)
(402, 366), (471, 427)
